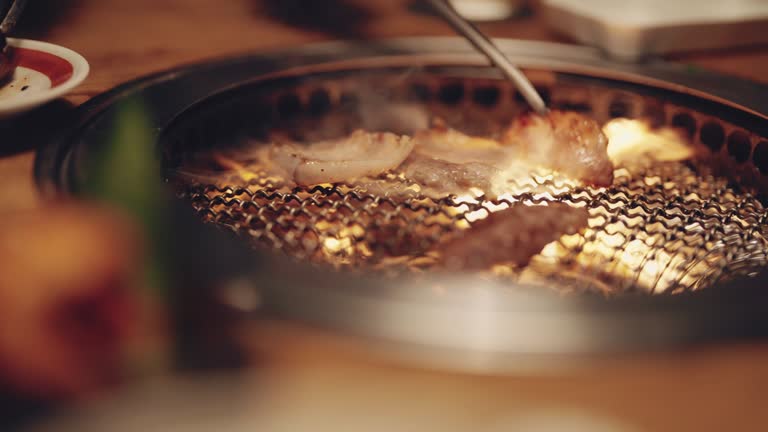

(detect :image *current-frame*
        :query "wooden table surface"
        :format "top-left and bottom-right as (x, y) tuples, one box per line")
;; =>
(4, 1), (768, 430)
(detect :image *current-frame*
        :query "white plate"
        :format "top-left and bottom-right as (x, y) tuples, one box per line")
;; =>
(0, 38), (89, 117)
(543, 0), (768, 61)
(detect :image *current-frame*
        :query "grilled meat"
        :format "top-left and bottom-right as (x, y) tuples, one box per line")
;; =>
(268, 130), (413, 185)
(261, 111), (612, 197)
(438, 203), (589, 270)
(503, 110), (614, 186)
(400, 155), (496, 193)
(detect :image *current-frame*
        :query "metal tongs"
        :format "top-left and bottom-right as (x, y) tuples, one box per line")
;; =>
(425, 0), (548, 114)
(0, 0), (27, 82)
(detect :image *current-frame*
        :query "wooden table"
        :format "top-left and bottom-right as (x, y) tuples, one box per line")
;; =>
(4, 1), (768, 431)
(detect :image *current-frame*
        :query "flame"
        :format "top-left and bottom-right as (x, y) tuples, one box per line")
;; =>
(318, 223), (368, 260)
(604, 119), (694, 167)
(211, 152), (261, 182)
(322, 237), (350, 254)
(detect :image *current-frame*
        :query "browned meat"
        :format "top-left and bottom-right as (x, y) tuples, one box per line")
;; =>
(438, 203), (589, 270)
(399, 155), (496, 193)
(251, 111), (612, 196)
(397, 111), (613, 197)
(503, 110), (614, 186)
(268, 130), (413, 185)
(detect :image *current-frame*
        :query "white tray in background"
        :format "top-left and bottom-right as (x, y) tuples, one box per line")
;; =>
(542, 0), (768, 61)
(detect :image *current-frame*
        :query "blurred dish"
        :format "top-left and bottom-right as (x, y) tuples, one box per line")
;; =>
(0, 38), (88, 118)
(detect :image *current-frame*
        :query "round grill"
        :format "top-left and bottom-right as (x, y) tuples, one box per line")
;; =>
(163, 67), (768, 296)
(36, 38), (768, 359)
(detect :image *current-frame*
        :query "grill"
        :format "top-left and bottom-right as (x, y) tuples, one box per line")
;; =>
(163, 66), (768, 296)
(35, 38), (768, 362)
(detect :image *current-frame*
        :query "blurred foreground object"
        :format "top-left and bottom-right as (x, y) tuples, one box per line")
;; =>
(0, 98), (183, 403)
(0, 204), (162, 399)
(542, 0), (768, 61)
(83, 97), (170, 300)
(0, 96), (248, 407)
(82, 97), (247, 372)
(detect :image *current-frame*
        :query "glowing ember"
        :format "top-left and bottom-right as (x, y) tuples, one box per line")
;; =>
(604, 119), (694, 166)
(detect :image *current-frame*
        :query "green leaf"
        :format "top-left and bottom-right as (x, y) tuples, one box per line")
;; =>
(82, 97), (170, 298)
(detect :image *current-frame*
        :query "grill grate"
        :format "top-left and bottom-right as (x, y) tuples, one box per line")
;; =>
(163, 67), (768, 296)
(176, 157), (768, 295)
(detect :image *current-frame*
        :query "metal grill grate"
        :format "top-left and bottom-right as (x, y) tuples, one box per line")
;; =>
(162, 67), (768, 296)
(175, 157), (768, 295)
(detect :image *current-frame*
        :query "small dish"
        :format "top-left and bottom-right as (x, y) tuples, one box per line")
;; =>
(0, 38), (89, 117)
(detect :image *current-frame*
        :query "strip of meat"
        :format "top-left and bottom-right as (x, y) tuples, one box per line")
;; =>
(411, 124), (508, 164)
(268, 130), (414, 185)
(397, 124), (507, 195)
(399, 155), (497, 193)
(503, 111), (614, 186)
(398, 111), (613, 197)
(438, 203), (589, 270)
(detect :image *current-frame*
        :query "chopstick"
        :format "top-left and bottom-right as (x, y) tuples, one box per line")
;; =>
(425, 0), (548, 115)
(0, 0), (26, 34)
